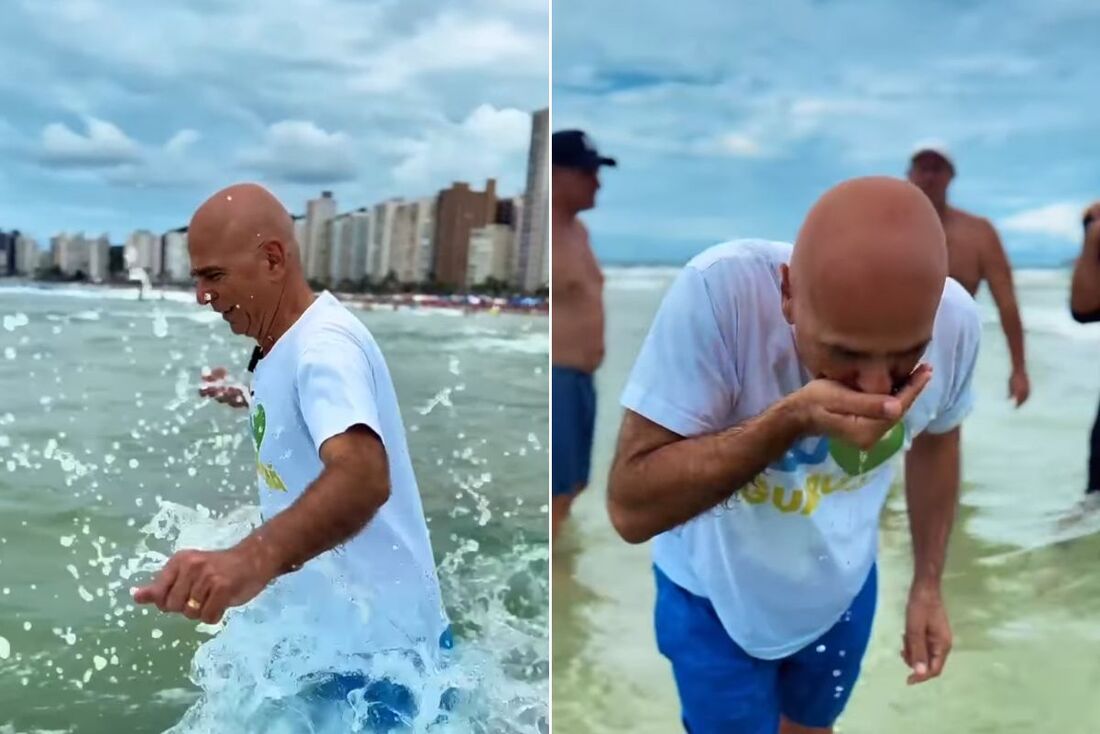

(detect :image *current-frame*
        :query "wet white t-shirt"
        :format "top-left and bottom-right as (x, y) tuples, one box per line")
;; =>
(249, 291), (448, 654)
(622, 240), (980, 659)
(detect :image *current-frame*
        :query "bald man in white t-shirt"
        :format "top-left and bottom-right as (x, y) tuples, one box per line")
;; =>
(608, 177), (980, 734)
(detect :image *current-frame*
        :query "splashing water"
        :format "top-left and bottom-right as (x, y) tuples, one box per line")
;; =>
(118, 502), (547, 733)
(2, 313), (29, 332)
(0, 288), (548, 732)
(153, 311), (170, 339)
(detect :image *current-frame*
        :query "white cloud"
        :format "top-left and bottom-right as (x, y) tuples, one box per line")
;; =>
(391, 104), (531, 191)
(1000, 202), (1086, 243)
(934, 54), (1041, 78)
(1, 0), (546, 241)
(353, 13), (545, 92)
(714, 133), (765, 158)
(34, 118), (207, 187)
(165, 129), (200, 156)
(238, 120), (358, 185)
(39, 117), (141, 167)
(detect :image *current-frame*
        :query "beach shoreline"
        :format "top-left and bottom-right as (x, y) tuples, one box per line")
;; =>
(0, 276), (549, 316)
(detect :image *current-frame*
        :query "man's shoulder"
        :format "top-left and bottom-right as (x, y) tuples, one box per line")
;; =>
(948, 207), (998, 239)
(552, 216), (590, 246)
(937, 277), (981, 336)
(297, 294), (375, 357)
(685, 238), (791, 276)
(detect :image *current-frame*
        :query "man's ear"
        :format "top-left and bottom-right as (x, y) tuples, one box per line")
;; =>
(261, 239), (287, 277)
(779, 264), (794, 325)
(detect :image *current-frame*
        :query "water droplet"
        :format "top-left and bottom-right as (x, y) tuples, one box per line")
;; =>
(151, 629), (163, 639)
(129, 459), (139, 469)
(153, 311), (169, 338)
(3, 347), (14, 360)
(0, 637), (9, 659)
(816, 644), (826, 653)
(2, 313), (29, 331)
(833, 669), (841, 677)
(93, 655), (107, 671)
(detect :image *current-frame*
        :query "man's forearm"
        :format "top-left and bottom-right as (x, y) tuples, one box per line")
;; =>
(608, 399), (803, 543)
(904, 428), (961, 586)
(999, 307), (1027, 373)
(238, 465), (388, 576)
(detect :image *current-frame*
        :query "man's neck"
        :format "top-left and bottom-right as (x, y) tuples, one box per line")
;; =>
(256, 282), (316, 355)
(552, 203), (579, 231)
(931, 196), (949, 219)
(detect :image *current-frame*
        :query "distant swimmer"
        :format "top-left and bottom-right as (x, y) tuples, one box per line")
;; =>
(608, 178), (979, 733)
(1072, 202), (1100, 493)
(551, 130), (615, 541)
(133, 183), (451, 726)
(908, 142), (1030, 407)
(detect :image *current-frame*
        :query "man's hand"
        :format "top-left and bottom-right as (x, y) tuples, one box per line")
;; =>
(788, 364), (933, 449)
(1008, 368), (1030, 407)
(902, 580), (952, 685)
(199, 367), (248, 409)
(132, 544), (279, 625)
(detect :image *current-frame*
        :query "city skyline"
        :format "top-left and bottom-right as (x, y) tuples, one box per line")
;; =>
(1, 156), (535, 249)
(2, 106), (549, 292)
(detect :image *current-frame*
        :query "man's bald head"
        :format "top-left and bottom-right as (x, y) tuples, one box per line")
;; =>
(791, 176), (947, 310)
(188, 183), (306, 341)
(189, 183), (299, 264)
(782, 177), (948, 395)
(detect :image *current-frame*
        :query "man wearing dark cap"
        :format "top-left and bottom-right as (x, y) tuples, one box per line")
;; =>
(907, 141), (1030, 407)
(551, 129), (616, 541)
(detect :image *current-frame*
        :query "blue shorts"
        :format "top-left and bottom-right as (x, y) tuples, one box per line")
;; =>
(291, 628), (458, 731)
(654, 564), (877, 733)
(552, 366), (596, 497)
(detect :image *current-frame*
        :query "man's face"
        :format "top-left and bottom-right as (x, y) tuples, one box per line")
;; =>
(554, 166), (600, 211)
(189, 236), (277, 339)
(781, 265), (936, 396)
(907, 153), (954, 202)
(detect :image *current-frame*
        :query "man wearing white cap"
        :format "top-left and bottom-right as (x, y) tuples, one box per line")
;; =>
(908, 142), (1030, 407)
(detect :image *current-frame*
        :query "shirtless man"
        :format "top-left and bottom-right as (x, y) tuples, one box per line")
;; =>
(1071, 202), (1100, 493)
(908, 143), (1030, 406)
(551, 130), (615, 541)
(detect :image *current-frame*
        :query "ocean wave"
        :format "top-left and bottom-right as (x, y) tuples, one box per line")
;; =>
(0, 284), (194, 305)
(980, 303), (1100, 342)
(117, 501), (547, 734)
(1012, 268), (1071, 287)
(603, 267), (679, 292)
(460, 333), (548, 356)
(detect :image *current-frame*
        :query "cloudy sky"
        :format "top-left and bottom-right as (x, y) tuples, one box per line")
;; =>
(0, 0), (548, 245)
(554, 0), (1100, 266)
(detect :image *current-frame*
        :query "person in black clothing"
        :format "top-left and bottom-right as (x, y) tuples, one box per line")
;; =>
(1072, 203), (1100, 493)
